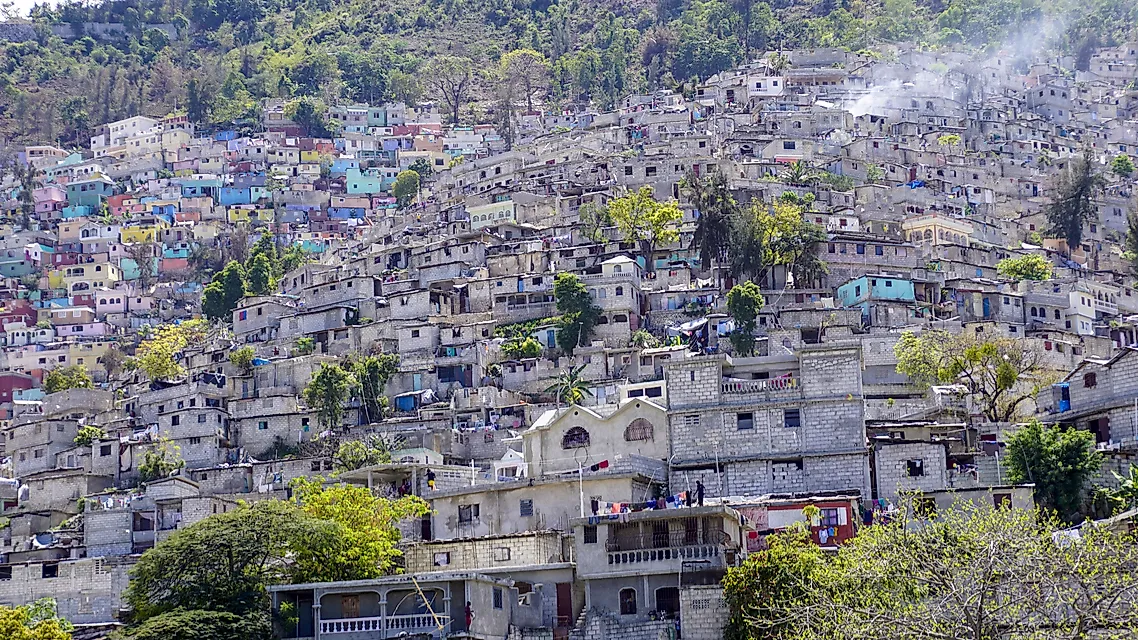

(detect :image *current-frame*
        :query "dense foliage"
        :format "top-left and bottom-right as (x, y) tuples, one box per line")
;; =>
(5, 0), (1137, 145)
(1004, 419), (1102, 521)
(0, 599), (72, 640)
(723, 503), (1138, 639)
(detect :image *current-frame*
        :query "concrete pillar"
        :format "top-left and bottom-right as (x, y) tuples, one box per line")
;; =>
(312, 602), (322, 640)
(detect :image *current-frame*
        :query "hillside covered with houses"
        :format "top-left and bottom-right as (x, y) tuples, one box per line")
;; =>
(1, 31), (1138, 640)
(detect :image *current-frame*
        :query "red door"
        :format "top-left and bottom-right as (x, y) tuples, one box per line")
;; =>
(555, 582), (573, 639)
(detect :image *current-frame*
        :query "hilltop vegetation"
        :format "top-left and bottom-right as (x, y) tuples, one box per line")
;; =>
(1, 0), (1136, 146)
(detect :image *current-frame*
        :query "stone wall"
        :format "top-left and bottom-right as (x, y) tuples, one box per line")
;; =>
(679, 585), (728, 640)
(0, 557), (133, 624)
(874, 442), (948, 499)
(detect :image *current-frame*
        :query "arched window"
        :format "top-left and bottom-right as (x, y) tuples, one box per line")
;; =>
(562, 427), (590, 449)
(613, 314), (629, 323)
(1030, 307), (1038, 317)
(619, 589), (637, 615)
(615, 286), (624, 297)
(624, 418), (654, 442)
(1054, 309), (1061, 320)
(923, 229), (933, 240)
(596, 316), (609, 325)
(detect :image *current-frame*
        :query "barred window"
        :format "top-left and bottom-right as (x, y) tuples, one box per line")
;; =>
(562, 427), (591, 449)
(624, 418), (654, 442)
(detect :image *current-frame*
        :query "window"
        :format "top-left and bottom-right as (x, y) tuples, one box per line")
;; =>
(258, 421), (269, 430)
(198, 414), (207, 423)
(411, 329), (420, 338)
(820, 508), (840, 527)
(875, 245), (883, 256)
(493, 587), (504, 610)
(782, 141), (796, 150)
(994, 493), (1012, 508)
(42, 564), (58, 579)
(100, 444), (112, 456)
(737, 412), (754, 430)
(624, 418), (653, 441)
(433, 552), (451, 566)
(683, 414), (700, 428)
(562, 426), (590, 449)
(493, 547), (511, 561)
(171, 415), (180, 426)
(0, 566), (11, 580)
(619, 589), (638, 615)
(458, 504), (480, 523)
(584, 525), (598, 544)
(783, 409), (800, 428)
(520, 499), (534, 517)
(856, 244), (865, 255)
(1084, 373), (1097, 388)
(907, 459), (925, 477)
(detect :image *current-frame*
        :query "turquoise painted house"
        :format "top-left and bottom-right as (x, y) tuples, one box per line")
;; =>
(837, 275), (916, 309)
(66, 175), (114, 208)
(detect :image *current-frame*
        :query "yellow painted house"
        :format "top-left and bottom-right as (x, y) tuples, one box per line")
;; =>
(49, 262), (123, 293)
(227, 205), (276, 225)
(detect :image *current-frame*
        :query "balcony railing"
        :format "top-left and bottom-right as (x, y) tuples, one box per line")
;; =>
(721, 377), (798, 394)
(607, 543), (723, 566)
(319, 614), (439, 635)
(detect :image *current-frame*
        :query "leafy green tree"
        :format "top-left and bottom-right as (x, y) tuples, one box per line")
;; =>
(289, 478), (429, 581)
(332, 435), (393, 473)
(135, 320), (210, 382)
(1111, 153), (1135, 177)
(304, 363), (355, 430)
(74, 425), (106, 448)
(245, 254), (275, 295)
(683, 169), (737, 277)
(43, 365), (93, 394)
(124, 501), (332, 621)
(284, 97), (333, 138)
(201, 261), (246, 321)
(390, 170), (420, 209)
(501, 49), (549, 113)
(280, 245), (313, 275)
(894, 330), (1048, 423)
(553, 272), (601, 354)
(137, 436), (185, 483)
(294, 337), (316, 356)
(779, 161), (819, 186)
(352, 354), (399, 423)
(0, 599), (72, 640)
(1005, 419), (1102, 521)
(629, 329), (661, 348)
(422, 56), (473, 125)
(545, 364), (593, 404)
(117, 609), (269, 640)
(726, 281), (765, 356)
(996, 254), (1052, 281)
(730, 199), (827, 287)
(727, 502), (1138, 639)
(501, 336), (544, 359)
(577, 202), (613, 243)
(229, 346), (255, 373)
(408, 158), (433, 180)
(608, 186), (682, 273)
(1047, 146), (1105, 253)
(723, 524), (823, 640)
(865, 163), (885, 183)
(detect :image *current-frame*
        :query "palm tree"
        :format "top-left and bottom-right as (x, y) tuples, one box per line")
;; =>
(545, 365), (593, 405)
(780, 161), (819, 187)
(682, 169), (737, 281)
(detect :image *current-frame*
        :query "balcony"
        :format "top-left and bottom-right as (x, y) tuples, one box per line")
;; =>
(319, 614), (439, 635)
(721, 377), (797, 394)
(607, 543), (725, 567)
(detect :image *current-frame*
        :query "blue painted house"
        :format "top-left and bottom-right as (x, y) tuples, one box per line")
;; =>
(66, 175), (114, 208)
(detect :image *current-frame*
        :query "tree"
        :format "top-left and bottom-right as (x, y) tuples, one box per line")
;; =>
(332, 434), (393, 472)
(289, 478), (429, 582)
(501, 49), (549, 113)
(893, 330), (1048, 423)
(683, 169), (737, 277)
(1127, 212), (1138, 278)
(629, 329), (661, 348)
(280, 245), (312, 275)
(124, 501), (333, 621)
(229, 346), (255, 374)
(1111, 154), (1135, 178)
(125, 242), (158, 291)
(578, 202), (612, 243)
(390, 170), (420, 209)
(245, 254), (275, 295)
(1047, 146), (1105, 253)
(408, 158), (433, 180)
(74, 425), (106, 447)
(545, 364), (593, 404)
(996, 254), (1052, 281)
(865, 163), (885, 183)
(117, 609), (269, 640)
(608, 186), (682, 273)
(303, 363), (355, 430)
(135, 320), (210, 382)
(284, 97), (334, 138)
(501, 336), (544, 359)
(294, 337), (316, 356)
(727, 281), (765, 356)
(779, 161), (819, 186)
(43, 365), (93, 394)
(554, 272), (600, 354)
(137, 436), (185, 483)
(1005, 419), (1102, 521)
(422, 56), (473, 125)
(723, 524), (823, 640)
(352, 354), (399, 424)
(186, 78), (212, 125)
(730, 199), (827, 287)
(201, 261), (246, 321)
(726, 502), (1138, 640)
(0, 599), (72, 640)
(100, 346), (127, 379)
